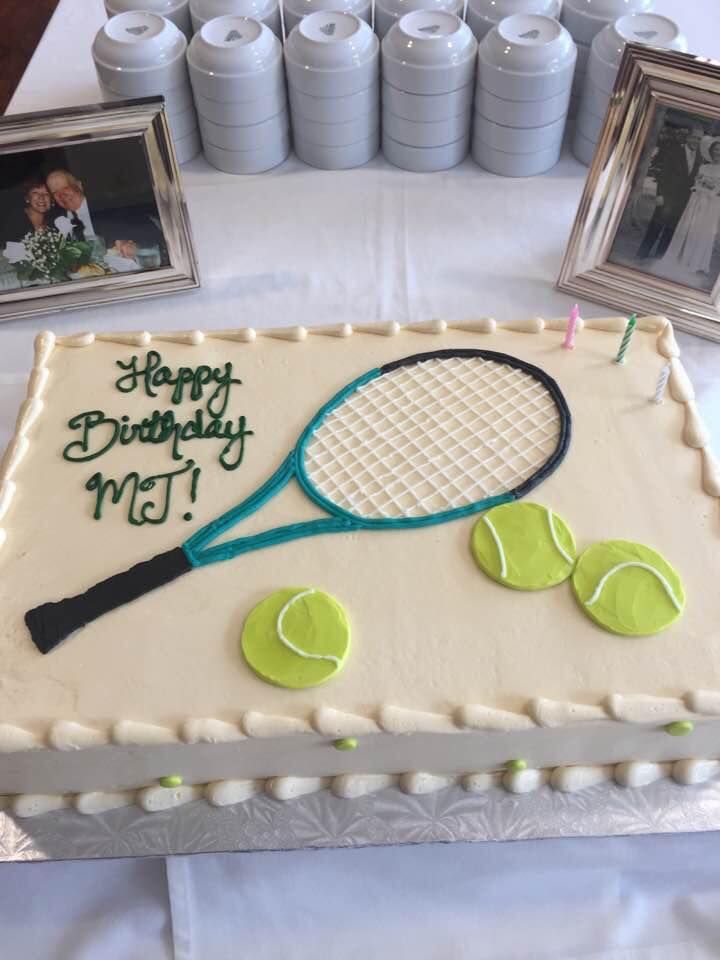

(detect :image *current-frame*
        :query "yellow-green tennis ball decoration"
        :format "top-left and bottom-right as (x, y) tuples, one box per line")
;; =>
(572, 540), (685, 637)
(470, 502), (576, 590)
(241, 587), (350, 689)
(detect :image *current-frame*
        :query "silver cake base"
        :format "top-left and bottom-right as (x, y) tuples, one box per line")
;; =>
(3, 778), (720, 862)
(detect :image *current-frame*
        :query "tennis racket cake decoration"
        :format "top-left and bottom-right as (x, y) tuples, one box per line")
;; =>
(25, 349), (571, 654)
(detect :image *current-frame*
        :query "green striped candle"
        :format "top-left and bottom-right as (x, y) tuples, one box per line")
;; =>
(615, 314), (637, 364)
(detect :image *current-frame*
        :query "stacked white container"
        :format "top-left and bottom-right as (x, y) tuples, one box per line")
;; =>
(382, 11), (477, 172)
(374, 0), (463, 41)
(285, 12), (379, 170)
(189, 0), (282, 39)
(573, 13), (687, 166)
(93, 12), (201, 163)
(465, 0), (561, 43)
(473, 14), (576, 176)
(561, 0), (653, 113)
(104, 0), (193, 38)
(188, 16), (289, 173)
(283, 0), (372, 35)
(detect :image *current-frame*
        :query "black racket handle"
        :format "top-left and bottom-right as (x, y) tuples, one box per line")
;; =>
(25, 546), (192, 654)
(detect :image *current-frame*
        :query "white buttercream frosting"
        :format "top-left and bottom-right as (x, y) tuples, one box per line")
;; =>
(550, 765), (613, 792)
(455, 705), (535, 731)
(605, 695), (693, 724)
(503, 768), (547, 794)
(265, 776), (331, 800)
(112, 721), (178, 746)
(138, 784), (202, 812)
(312, 708), (380, 737)
(13, 793), (68, 817)
(530, 699), (608, 727)
(242, 713), (313, 737)
(205, 778), (262, 806)
(379, 707), (457, 734)
(0, 725), (42, 753)
(181, 719), (244, 744)
(331, 773), (398, 798)
(614, 761), (669, 788)
(399, 772), (458, 794)
(6, 755), (720, 815)
(49, 722), (109, 751)
(672, 758), (720, 785)
(74, 790), (136, 814)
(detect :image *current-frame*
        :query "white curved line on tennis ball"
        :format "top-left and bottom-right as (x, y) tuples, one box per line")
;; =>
(471, 502), (576, 591)
(241, 587), (350, 690)
(585, 561), (683, 612)
(276, 588), (341, 665)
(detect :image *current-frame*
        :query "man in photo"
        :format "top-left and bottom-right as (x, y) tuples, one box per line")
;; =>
(636, 123), (705, 260)
(45, 167), (162, 266)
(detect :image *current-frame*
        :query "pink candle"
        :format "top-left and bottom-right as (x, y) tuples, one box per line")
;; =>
(562, 304), (580, 350)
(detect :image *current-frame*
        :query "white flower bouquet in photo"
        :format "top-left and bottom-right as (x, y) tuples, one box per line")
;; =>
(4, 229), (105, 285)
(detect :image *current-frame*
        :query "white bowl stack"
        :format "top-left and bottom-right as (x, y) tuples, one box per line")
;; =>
(465, 0), (561, 43)
(283, 0), (371, 35)
(381, 11), (477, 172)
(285, 12), (379, 170)
(573, 13), (687, 166)
(189, 0), (282, 39)
(93, 12), (201, 163)
(188, 15), (289, 173)
(560, 0), (654, 115)
(105, 0), (193, 38)
(472, 14), (575, 176)
(374, 0), (463, 40)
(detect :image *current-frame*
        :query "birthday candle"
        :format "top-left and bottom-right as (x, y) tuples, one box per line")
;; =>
(614, 314), (637, 364)
(654, 363), (671, 404)
(562, 304), (580, 350)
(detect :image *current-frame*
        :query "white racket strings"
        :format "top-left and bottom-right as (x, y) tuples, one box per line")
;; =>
(304, 357), (562, 519)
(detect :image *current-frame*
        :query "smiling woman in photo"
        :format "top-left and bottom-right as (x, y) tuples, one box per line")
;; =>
(3, 175), (58, 245)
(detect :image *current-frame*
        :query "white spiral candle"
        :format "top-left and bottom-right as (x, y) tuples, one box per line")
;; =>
(654, 363), (671, 404)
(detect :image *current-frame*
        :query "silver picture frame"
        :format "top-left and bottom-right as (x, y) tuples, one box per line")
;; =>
(0, 98), (199, 322)
(558, 45), (720, 342)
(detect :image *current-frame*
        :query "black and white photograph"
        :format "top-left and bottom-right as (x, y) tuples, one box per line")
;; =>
(0, 137), (169, 292)
(608, 106), (720, 293)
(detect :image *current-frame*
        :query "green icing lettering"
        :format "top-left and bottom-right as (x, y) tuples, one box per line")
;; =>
(65, 351), (253, 527)
(64, 409), (253, 471)
(86, 459), (196, 526)
(64, 411), (120, 463)
(115, 350), (242, 417)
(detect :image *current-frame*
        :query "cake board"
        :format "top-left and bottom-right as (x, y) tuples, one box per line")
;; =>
(3, 777), (720, 862)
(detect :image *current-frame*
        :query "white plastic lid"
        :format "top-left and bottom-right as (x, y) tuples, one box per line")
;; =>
(593, 13), (686, 68)
(93, 12), (186, 69)
(384, 11), (476, 68)
(188, 15), (280, 74)
(480, 13), (575, 73)
(285, 12), (378, 70)
(189, 0), (277, 27)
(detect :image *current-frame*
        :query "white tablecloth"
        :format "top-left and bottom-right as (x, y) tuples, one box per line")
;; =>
(1, 0), (720, 957)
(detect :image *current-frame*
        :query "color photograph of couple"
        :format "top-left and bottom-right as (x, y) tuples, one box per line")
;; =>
(0, 138), (169, 291)
(608, 107), (720, 294)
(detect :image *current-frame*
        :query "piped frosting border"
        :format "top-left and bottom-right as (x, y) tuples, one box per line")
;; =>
(8, 756), (720, 817)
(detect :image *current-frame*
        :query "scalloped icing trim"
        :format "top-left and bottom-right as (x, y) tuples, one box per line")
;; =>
(2, 315), (719, 746)
(0, 331), (55, 554)
(9, 757), (720, 816)
(5, 689), (720, 754)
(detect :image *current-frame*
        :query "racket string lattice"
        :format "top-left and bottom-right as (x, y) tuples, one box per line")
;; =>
(303, 357), (563, 520)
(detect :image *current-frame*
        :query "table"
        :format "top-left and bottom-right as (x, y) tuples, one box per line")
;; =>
(1, 0), (720, 957)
